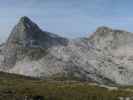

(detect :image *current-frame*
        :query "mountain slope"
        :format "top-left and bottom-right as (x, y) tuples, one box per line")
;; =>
(0, 72), (132, 100)
(7, 16), (68, 48)
(88, 26), (133, 85)
(0, 17), (133, 85)
(0, 16), (68, 70)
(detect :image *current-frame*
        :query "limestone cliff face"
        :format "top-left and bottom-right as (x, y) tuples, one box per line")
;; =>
(1, 17), (133, 85)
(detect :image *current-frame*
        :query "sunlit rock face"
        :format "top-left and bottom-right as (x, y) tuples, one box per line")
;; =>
(1, 17), (133, 85)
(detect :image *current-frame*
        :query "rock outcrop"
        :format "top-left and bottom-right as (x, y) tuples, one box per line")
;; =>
(0, 17), (133, 85)
(1, 16), (68, 70)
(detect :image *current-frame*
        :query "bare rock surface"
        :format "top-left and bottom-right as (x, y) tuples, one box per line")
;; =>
(0, 17), (133, 85)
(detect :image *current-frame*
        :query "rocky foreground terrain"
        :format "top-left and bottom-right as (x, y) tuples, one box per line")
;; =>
(0, 16), (133, 85)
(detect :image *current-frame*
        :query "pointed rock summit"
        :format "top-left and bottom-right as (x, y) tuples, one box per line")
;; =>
(0, 16), (68, 70)
(19, 16), (36, 25)
(19, 16), (38, 27)
(6, 16), (67, 48)
(7, 16), (43, 47)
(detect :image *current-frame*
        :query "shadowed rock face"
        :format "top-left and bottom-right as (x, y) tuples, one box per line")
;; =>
(0, 16), (68, 70)
(7, 16), (43, 46)
(1, 17), (133, 85)
(6, 16), (68, 48)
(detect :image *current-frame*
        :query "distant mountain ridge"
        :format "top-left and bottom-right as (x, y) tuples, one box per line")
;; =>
(0, 16), (133, 85)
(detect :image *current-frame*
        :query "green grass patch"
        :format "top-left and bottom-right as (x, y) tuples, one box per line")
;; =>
(0, 72), (132, 100)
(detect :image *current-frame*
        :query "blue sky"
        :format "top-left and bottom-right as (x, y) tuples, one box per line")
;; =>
(0, 0), (133, 42)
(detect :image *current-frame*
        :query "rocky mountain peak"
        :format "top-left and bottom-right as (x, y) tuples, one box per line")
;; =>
(95, 26), (130, 36)
(19, 16), (31, 22)
(1, 16), (68, 70)
(6, 16), (43, 46)
(6, 16), (68, 49)
(89, 26), (113, 42)
(96, 26), (112, 32)
(88, 26), (113, 43)
(95, 26), (112, 34)
(18, 16), (41, 32)
(88, 26), (133, 51)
